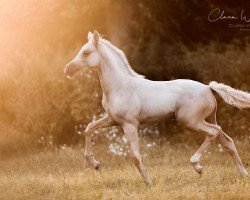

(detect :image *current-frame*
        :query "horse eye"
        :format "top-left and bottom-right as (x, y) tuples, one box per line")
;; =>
(83, 51), (90, 56)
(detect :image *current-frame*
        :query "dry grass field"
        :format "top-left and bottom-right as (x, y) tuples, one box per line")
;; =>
(0, 136), (249, 200)
(1, 1), (250, 200)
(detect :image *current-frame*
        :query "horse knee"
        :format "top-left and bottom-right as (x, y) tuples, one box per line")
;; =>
(85, 122), (94, 135)
(84, 123), (91, 133)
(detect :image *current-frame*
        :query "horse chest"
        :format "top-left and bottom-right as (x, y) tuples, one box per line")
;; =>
(104, 94), (140, 122)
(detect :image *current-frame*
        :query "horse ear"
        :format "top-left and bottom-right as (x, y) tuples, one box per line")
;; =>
(87, 31), (93, 41)
(93, 30), (100, 46)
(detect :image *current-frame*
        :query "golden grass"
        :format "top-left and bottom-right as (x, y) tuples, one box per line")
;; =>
(0, 138), (249, 200)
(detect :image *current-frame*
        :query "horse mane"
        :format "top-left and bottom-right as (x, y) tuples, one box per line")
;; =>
(101, 38), (145, 78)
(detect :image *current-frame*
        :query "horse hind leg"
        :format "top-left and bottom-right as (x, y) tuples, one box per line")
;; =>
(188, 120), (222, 174)
(217, 130), (248, 176)
(206, 109), (248, 176)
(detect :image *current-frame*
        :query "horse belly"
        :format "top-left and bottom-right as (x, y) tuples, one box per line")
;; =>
(140, 96), (176, 123)
(141, 111), (175, 123)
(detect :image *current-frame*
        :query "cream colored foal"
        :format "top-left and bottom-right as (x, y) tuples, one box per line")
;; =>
(65, 31), (249, 185)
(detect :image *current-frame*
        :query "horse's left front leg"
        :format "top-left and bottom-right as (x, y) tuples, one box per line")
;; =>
(84, 115), (116, 170)
(122, 123), (152, 186)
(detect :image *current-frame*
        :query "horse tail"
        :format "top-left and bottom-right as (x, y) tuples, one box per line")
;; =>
(209, 81), (250, 109)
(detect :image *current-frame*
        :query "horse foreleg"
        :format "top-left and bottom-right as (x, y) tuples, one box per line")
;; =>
(122, 123), (152, 186)
(84, 115), (115, 170)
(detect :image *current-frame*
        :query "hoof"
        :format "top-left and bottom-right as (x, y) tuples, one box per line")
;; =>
(146, 180), (153, 187)
(193, 163), (203, 175)
(196, 168), (203, 175)
(93, 162), (101, 170)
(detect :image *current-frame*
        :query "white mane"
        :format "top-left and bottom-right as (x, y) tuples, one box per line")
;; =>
(101, 39), (145, 78)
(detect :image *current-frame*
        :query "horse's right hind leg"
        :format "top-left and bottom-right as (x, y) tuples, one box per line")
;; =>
(188, 121), (221, 174)
(206, 109), (248, 176)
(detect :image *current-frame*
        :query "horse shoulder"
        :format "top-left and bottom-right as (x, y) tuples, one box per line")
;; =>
(107, 92), (141, 123)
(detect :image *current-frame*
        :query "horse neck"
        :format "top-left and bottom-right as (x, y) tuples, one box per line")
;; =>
(96, 46), (130, 99)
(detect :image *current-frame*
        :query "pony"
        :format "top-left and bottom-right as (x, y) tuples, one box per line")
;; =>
(64, 30), (249, 185)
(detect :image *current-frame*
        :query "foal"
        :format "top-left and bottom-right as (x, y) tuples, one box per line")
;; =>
(65, 31), (249, 185)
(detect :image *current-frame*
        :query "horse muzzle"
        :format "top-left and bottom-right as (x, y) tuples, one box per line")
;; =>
(64, 63), (82, 78)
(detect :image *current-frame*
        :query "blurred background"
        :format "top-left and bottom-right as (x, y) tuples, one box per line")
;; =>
(0, 0), (250, 159)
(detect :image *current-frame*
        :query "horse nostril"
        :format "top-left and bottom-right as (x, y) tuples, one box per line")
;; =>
(64, 63), (74, 76)
(64, 63), (80, 77)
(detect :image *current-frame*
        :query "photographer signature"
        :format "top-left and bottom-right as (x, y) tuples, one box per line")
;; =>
(208, 8), (250, 23)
